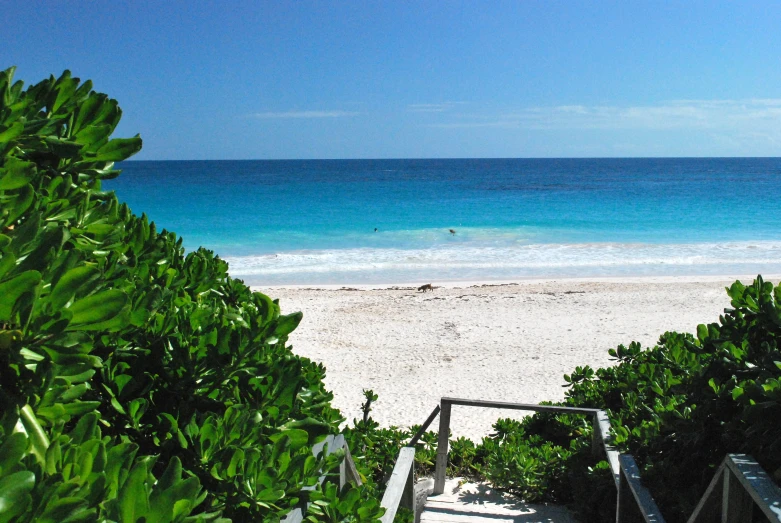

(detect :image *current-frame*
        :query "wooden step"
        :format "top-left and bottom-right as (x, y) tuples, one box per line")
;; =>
(419, 478), (578, 523)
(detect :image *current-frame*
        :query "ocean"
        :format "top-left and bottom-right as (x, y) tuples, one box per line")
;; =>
(107, 158), (781, 285)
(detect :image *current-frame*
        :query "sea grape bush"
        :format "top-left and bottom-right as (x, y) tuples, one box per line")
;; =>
(0, 67), (385, 522)
(477, 276), (781, 522)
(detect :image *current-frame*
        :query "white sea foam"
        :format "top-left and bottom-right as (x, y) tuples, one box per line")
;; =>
(224, 241), (781, 285)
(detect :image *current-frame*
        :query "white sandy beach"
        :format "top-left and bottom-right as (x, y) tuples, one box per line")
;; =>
(257, 275), (777, 441)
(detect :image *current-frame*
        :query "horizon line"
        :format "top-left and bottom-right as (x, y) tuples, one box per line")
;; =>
(120, 155), (781, 162)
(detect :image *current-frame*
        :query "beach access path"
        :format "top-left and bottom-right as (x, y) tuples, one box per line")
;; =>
(259, 276), (775, 440)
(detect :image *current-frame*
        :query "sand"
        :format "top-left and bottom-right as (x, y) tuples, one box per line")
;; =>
(256, 275), (775, 441)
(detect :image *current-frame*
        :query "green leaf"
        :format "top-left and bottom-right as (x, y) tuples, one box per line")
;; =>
(280, 417), (332, 444)
(0, 471), (34, 522)
(256, 488), (285, 502)
(0, 157), (36, 190)
(273, 311), (303, 338)
(51, 71), (78, 113)
(155, 456), (183, 493)
(89, 136), (142, 162)
(66, 289), (128, 331)
(696, 324), (708, 341)
(118, 457), (153, 522)
(0, 270), (41, 322)
(4, 183), (34, 224)
(36, 496), (92, 522)
(0, 433), (28, 474)
(0, 122), (24, 144)
(73, 124), (112, 147)
(50, 265), (100, 310)
(19, 405), (50, 464)
(269, 429), (309, 450)
(45, 136), (83, 158)
(0, 252), (16, 281)
(73, 94), (112, 134)
(708, 378), (720, 393)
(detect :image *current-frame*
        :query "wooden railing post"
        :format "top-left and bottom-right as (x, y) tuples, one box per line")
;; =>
(433, 400), (452, 495)
(592, 411), (602, 459)
(722, 469), (753, 522)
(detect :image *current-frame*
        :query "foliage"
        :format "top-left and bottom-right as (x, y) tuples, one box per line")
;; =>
(480, 276), (781, 522)
(0, 66), (383, 522)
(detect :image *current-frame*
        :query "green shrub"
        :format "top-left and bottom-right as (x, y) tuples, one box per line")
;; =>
(477, 276), (781, 522)
(0, 67), (383, 522)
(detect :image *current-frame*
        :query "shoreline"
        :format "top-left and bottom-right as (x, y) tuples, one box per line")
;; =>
(256, 275), (769, 440)
(254, 272), (781, 291)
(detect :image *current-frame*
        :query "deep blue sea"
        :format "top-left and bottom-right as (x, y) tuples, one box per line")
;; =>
(107, 158), (781, 285)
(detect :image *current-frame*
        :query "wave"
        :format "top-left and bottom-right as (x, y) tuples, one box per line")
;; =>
(223, 241), (781, 285)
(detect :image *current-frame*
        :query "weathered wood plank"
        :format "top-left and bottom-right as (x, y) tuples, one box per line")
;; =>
(618, 465), (644, 523)
(594, 410), (621, 486)
(342, 444), (362, 487)
(441, 396), (599, 415)
(724, 454), (781, 522)
(282, 507), (304, 523)
(687, 464), (725, 523)
(433, 400), (452, 495)
(617, 454), (666, 523)
(380, 447), (416, 523)
(409, 405), (441, 447)
(722, 470), (753, 523)
(401, 449), (415, 511)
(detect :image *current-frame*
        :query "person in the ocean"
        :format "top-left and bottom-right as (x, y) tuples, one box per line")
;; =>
(449, 229), (456, 235)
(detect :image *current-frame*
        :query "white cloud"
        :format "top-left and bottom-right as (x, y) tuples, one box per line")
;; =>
(428, 120), (519, 129)
(250, 110), (359, 119)
(427, 99), (781, 133)
(407, 102), (465, 113)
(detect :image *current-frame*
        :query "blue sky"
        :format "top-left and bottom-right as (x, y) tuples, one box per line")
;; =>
(5, 1), (781, 159)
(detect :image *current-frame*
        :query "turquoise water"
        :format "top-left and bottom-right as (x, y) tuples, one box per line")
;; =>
(107, 158), (781, 284)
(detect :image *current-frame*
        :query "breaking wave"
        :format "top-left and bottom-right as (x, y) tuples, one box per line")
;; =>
(224, 241), (781, 285)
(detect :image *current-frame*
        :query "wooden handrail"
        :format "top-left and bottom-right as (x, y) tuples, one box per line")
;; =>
(429, 397), (781, 523)
(409, 405), (441, 447)
(687, 454), (781, 523)
(431, 397), (651, 520)
(282, 403), (781, 523)
(433, 397), (617, 495)
(440, 396), (600, 415)
(379, 447), (416, 523)
(593, 409), (621, 487)
(617, 454), (666, 523)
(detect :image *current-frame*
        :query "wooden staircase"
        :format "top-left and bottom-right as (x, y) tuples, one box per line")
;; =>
(284, 396), (781, 523)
